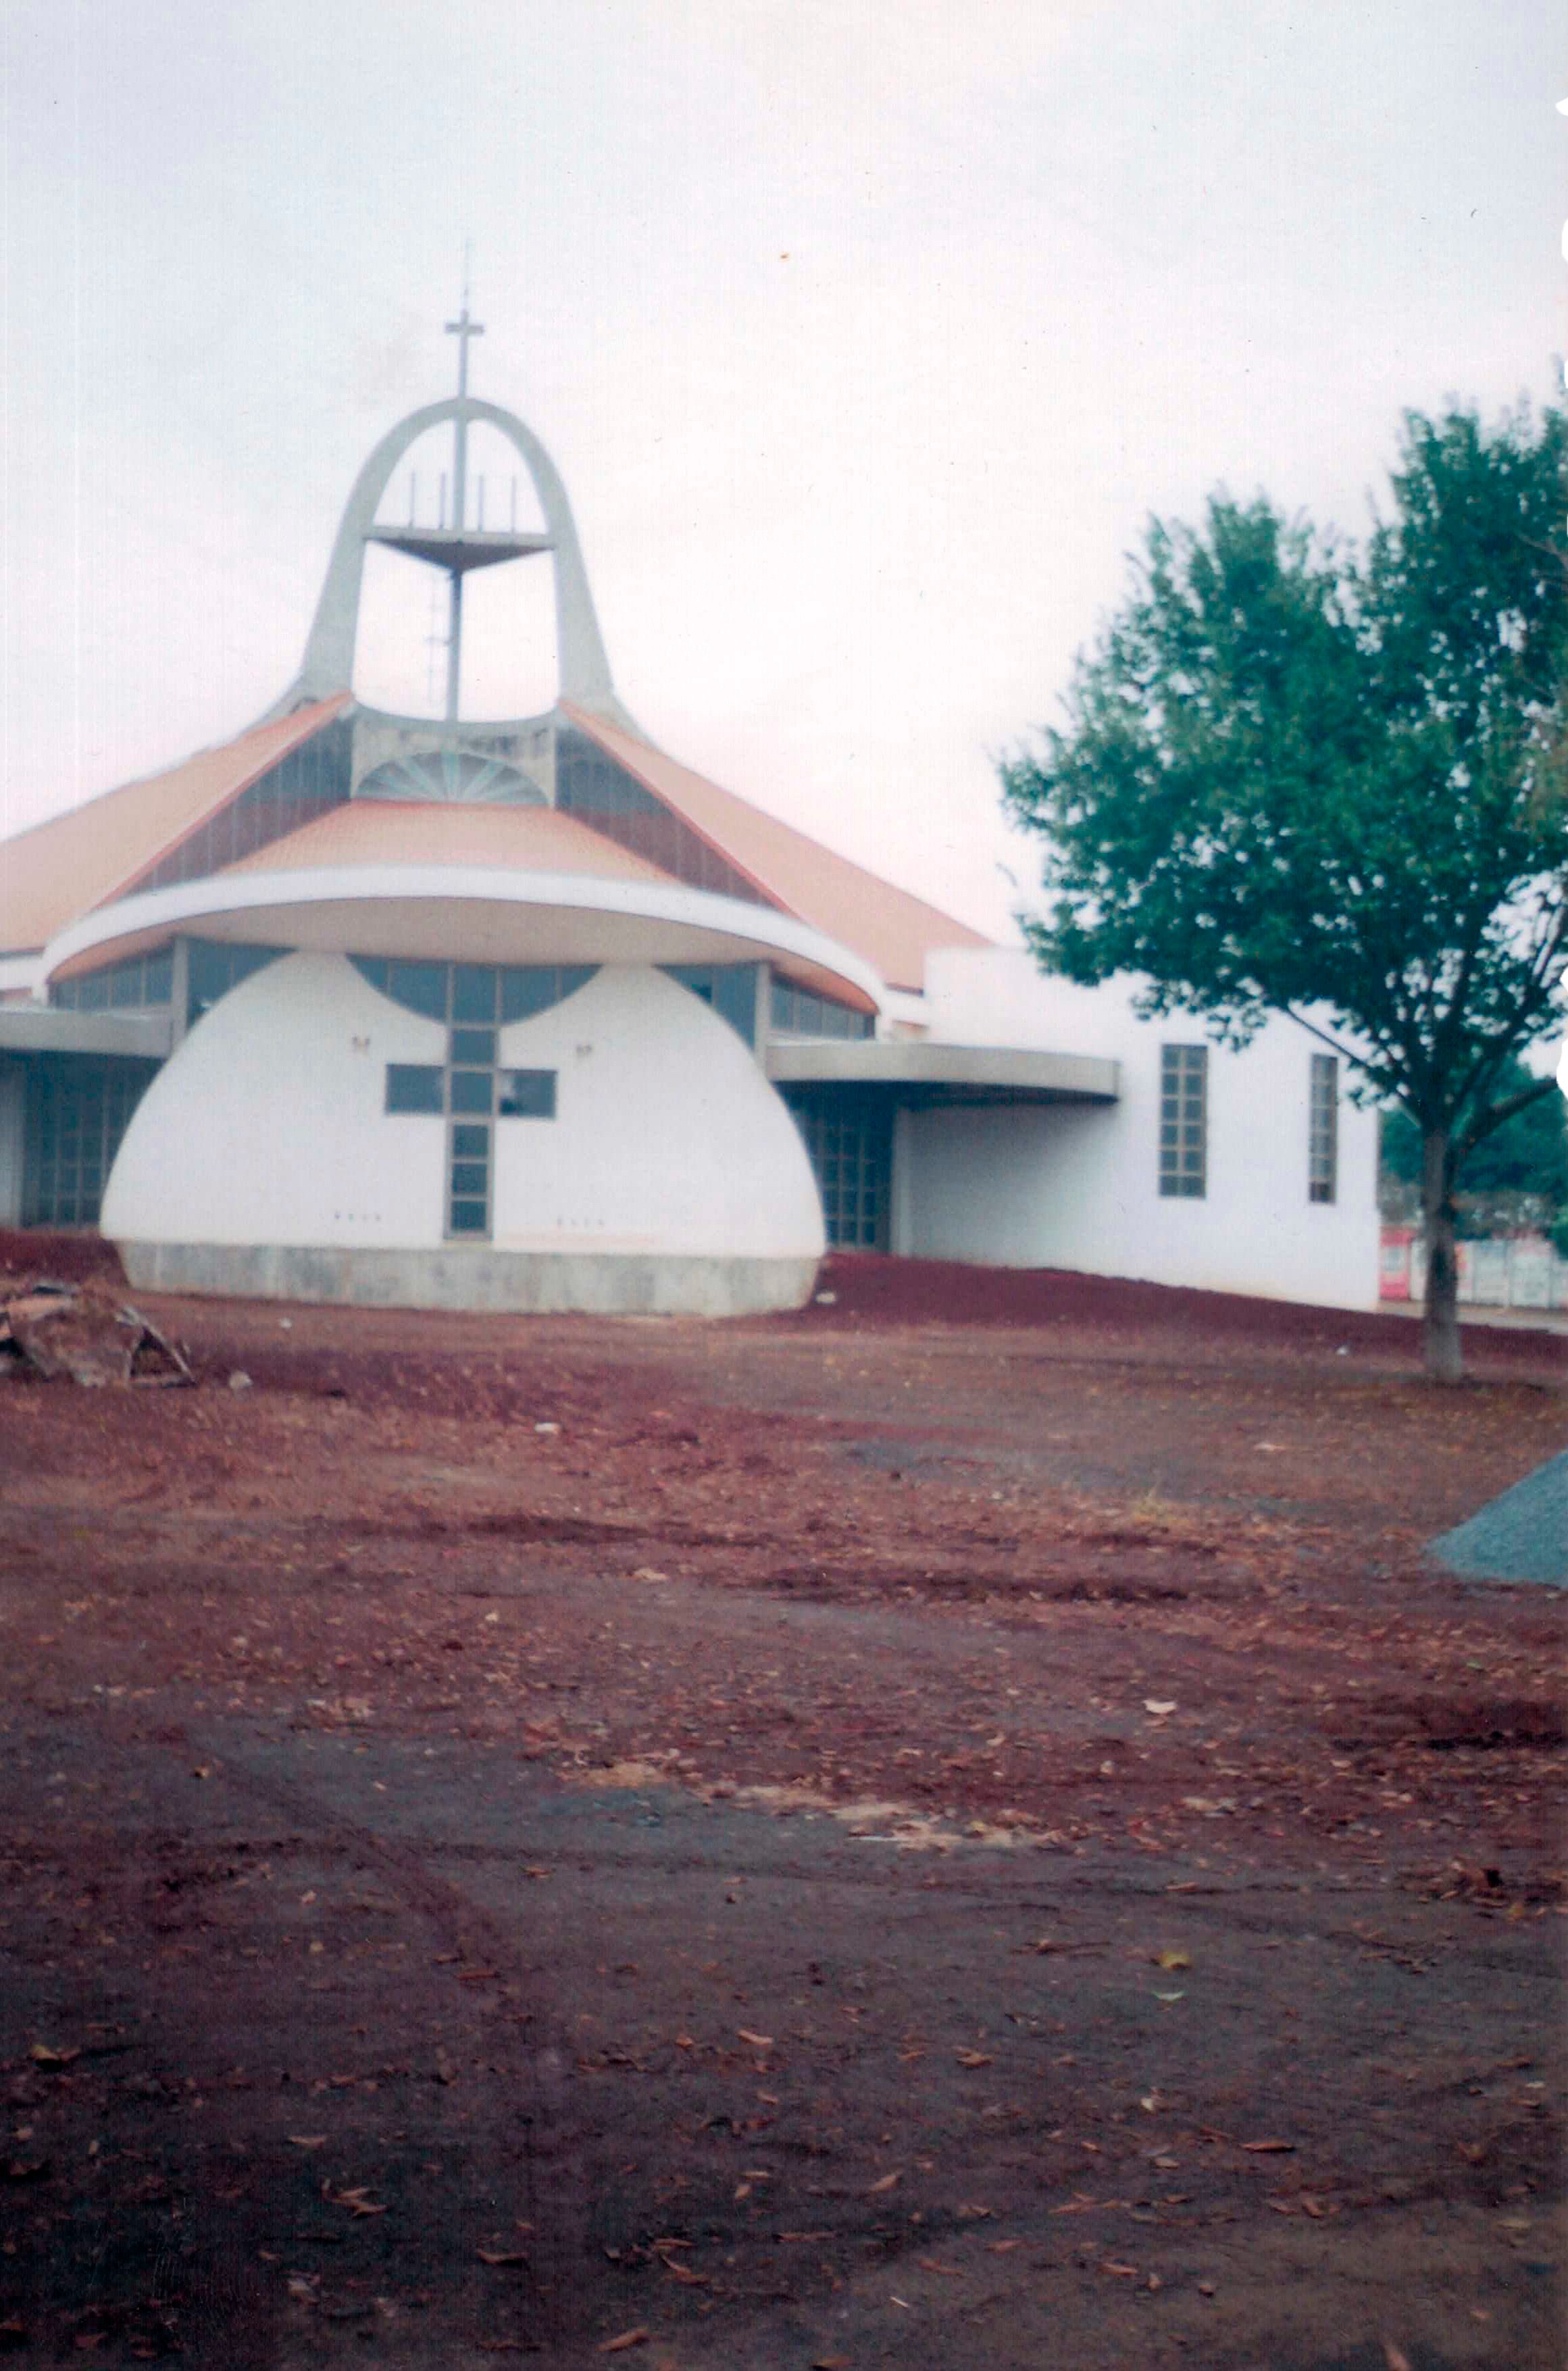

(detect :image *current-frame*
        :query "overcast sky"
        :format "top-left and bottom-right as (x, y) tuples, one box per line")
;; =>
(0, 0), (1557, 941)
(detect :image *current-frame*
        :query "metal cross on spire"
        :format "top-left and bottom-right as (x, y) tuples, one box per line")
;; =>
(445, 257), (485, 403)
(441, 253), (484, 716)
(351, 270), (560, 727)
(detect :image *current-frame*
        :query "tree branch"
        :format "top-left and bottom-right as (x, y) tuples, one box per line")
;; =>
(1455, 1071), (1561, 1159)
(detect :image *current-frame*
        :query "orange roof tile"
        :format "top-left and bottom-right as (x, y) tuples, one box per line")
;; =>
(561, 703), (990, 991)
(219, 797), (682, 884)
(0, 696), (351, 954)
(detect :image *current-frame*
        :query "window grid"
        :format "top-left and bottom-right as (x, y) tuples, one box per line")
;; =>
(1309, 1053), (1338, 1203)
(186, 940), (286, 1026)
(787, 1095), (892, 1249)
(555, 728), (769, 906)
(136, 717), (353, 893)
(769, 978), (874, 1041)
(373, 962), (561, 1241)
(661, 964), (760, 1046)
(1159, 1043), (1207, 1199)
(51, 947), (174, 1013)
(498, 1070), (556, 1119)
(353, 956), (594, 1024)
(21, 1060), (158, 1226)
(385, 1065), (443, 1115)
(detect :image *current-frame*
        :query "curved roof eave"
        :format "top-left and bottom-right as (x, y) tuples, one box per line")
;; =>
(40, 864), (886, 1018)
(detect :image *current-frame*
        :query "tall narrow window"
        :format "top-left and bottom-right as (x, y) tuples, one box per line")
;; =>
(1159, 1043), (1207, 1199)
(1309, 1053), (1338, 1203)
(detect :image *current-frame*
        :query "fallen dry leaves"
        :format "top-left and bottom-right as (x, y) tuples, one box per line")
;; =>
(322, 2182), (386, 2217)
(0, 1268), (1562, 2369)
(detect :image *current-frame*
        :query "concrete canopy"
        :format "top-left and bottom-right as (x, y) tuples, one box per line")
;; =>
(765, 1039), (1119, 1103)
(0, 1005), (174, 1060)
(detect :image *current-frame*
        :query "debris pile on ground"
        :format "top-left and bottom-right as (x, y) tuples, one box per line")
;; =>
(0, 1274), (193, 1388)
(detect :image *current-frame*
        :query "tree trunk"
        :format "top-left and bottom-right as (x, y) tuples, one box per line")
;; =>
(1421, 1124), (1464, 1384)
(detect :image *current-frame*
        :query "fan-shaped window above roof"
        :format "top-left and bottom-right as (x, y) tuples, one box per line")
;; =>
(355, 749), (545, 805)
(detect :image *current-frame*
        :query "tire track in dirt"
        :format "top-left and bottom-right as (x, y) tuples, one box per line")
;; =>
(178, 1737), (590, 2352)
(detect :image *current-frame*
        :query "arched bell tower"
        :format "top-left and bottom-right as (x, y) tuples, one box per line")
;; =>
(264, 303), (638, 770)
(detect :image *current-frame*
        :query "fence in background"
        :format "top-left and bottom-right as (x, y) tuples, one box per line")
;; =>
(1380, 1226), (1568, 1312)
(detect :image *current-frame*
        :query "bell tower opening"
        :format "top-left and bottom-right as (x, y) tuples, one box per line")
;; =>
(266, 288), (630, 741)
(353, 419), (558, 720)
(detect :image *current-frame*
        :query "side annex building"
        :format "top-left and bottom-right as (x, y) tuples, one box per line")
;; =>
(0, 368), (1379, 1317)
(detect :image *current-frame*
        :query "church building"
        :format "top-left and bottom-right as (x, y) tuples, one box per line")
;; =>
(0, 330), (1380, 1316)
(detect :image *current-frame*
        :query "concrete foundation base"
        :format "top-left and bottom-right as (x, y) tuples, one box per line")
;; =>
(116, 1241), (822, 1319)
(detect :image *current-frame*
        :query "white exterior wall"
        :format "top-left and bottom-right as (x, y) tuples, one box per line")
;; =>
(900, 947), (1380, 1310)
(102, 952), (824, 1263)
(0, 959), (43, 1002)
(488, 964), (821, 1257)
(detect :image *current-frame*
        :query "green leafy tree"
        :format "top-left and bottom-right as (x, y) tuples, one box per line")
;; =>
(1001, 403), (1567, 1382)
(1382, 1056), (1568, 1231)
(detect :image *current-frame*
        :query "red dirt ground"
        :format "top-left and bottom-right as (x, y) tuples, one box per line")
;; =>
(0, 1245), (1563, 2368)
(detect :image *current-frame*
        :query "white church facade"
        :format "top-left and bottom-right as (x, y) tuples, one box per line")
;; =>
(0, 348), (1380, 1316)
